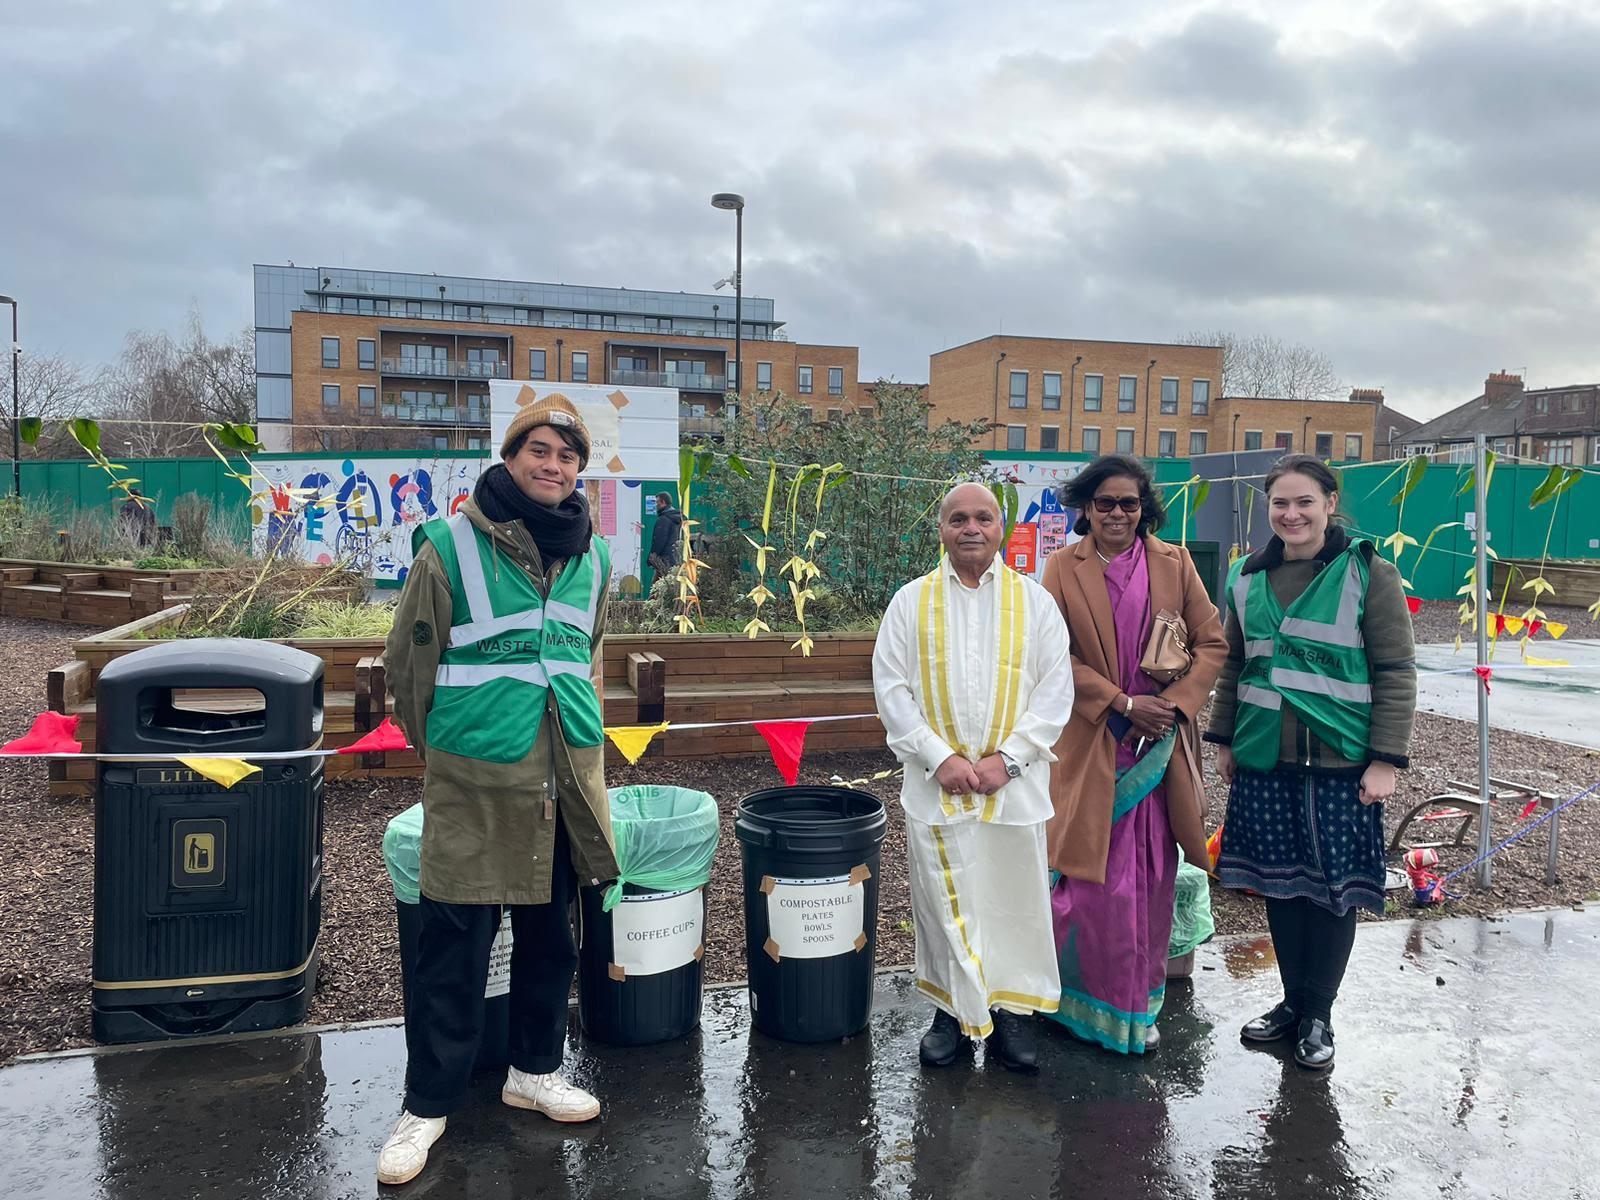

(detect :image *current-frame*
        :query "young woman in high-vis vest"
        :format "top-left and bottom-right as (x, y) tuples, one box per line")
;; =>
(1206, 454), (1417, 1071)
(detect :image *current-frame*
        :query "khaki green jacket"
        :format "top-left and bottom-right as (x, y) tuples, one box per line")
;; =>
(384, 498), (618, 905)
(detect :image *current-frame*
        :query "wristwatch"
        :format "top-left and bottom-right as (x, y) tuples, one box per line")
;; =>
(998, 750), (1023, 779)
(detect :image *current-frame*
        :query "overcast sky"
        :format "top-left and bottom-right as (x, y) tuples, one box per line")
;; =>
(4, 0), (1598, 420)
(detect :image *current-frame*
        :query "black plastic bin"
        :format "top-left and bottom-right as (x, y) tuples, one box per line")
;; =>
(735, 786), (887, 1043)
(578, 883), (706, 1045)
(91, 638), (325, 1044)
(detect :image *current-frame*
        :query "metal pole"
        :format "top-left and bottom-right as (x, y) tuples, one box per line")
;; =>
(8, 300), (18, 497)
(733, 207), (742, 407)
(1474, 432), (1493, 888)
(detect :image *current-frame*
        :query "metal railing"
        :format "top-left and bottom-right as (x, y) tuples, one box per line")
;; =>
(679, 415), (728, 436)
(301, 303), (788, 340)
(612, 368), (726, 391)
(380, 403), (491, 426)
(380, 357), (511, 380)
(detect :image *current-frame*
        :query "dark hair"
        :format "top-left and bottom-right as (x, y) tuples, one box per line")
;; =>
(504, 422), (586, 462)
(1263, 453), (1338, 498)
(1059, 454), (1167, 537)
(655, 492), (674, 507)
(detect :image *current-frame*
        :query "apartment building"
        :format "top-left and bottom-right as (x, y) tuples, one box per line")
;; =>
(1397, 371), (1600, 464)
(253, 265), (867, 451)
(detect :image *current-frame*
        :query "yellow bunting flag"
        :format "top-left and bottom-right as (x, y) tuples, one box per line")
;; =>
(1503, 616), (1526, 636)
(1545, 621), (1568, 639)
(1522, 654), (1570, 668)
(178, 757), (263, 789)
(604, 722), (670, 765)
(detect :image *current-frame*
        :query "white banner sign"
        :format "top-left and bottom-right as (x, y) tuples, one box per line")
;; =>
(611, 888), (703, 977)
(764, 874), (866, 959)
(485, 909), (513, 999)
(489, 379), (680, 481)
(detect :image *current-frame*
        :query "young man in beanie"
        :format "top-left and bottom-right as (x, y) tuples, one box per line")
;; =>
(377, 392), (618, 1185)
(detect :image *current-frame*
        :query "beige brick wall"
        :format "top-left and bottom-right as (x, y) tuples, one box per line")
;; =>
(1215, 397), (1378, 459)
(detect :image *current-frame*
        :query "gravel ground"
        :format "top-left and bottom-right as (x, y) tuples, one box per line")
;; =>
(3, 607), (1599, 1064)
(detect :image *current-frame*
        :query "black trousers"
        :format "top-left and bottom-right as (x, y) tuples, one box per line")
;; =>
(404, 825), (579, 1118)
(1265, 896), (1358, 1024)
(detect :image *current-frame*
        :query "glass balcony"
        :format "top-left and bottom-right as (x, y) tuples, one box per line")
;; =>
(381, 357), (510, 380)
(303, 302), (787, 340)
(380, 402), (490, 426)
(613, 368), (727, 392)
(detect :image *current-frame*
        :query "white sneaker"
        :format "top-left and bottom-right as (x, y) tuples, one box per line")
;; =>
(501, 1067), (601, 1123)
(377, 1111), (446, 1186)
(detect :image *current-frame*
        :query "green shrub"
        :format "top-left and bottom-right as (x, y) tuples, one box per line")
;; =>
(292, 599), (396, 639)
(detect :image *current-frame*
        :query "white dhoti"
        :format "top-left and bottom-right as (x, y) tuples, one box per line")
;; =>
(905, 814), (1060, 1038)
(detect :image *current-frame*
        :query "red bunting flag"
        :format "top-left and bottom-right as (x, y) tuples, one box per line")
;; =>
(338, 717), (410, 754)
(1518, 798), (1540, 820)
(1405, 596), (1422, 615)
(1491, 613), (1507, 636)
(1526, 619), (1545, 637)
(1, 711), (83, 755)
(1473, 665), (1492, 694)
(754, 719), (812, 786)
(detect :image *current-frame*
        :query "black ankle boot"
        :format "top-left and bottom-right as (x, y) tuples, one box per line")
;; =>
(1294, 1018), (1335, 1070)
(1241, 1001), (1300, 1043)
(920, 1009), (967, 1067)
(985, 1009), (1038, 1073)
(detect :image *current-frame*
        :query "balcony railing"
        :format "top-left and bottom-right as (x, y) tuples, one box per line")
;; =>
(679, 415), (729, 437)
(380, 402), (491, 426)
(301, 302), (788, 340)
(381, 357), (511, 380)
(612, 368), (726, 392)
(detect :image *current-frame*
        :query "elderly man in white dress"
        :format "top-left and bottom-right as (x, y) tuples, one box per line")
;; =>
(872, 482), (1075, 1071)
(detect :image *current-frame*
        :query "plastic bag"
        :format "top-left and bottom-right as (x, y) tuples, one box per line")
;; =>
(382, 803), (425, 906)
(603, 785), (719, 911)
(1169, 849), (1216, 959)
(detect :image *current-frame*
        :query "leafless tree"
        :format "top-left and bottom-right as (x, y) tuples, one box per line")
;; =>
(1, 350), (96, 457)
(1177, 330), (1342, 400)
(97, 309), (256, 456)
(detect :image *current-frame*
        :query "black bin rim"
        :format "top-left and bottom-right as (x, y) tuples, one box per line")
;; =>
(734, 785), (886, 845)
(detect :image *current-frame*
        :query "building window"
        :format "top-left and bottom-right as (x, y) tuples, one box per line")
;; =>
(1118, 376), (1137, 413)
(1115, 428), (1136, 453)
(828, 366), (844, 395)
(1561, 393), (1585, 413)
(571, 351), (588, 382)
(1244, 430), (1263, 450)
(1534, 395), (1549, 414)
(1160, 378), (1179, 415)
(856, 406), (874, 420)
(1344, 434), (1363, 460)
(321, 337), (340, 369)
(1189, 430), (1208, 455)
(1084, 374), (1103, 412)
(798, 365), (813, 394)
(1191, 379), (1211, 415)
(322, 383), (340, 409)
(727, 361), (737, 391)
(757, 362), (773, 391)
(1592, 437), (1600, 465)
(1040, 426), (1060, 451)
(452, 303), (484, 321)
(466, 347), (500, 378)
(826, 408), (843, 423)
(1447, 443), (1474, 464)
(1043, 373), (1062, 410)
(357, 338), (376, 371)
(1007, 425), (1027, 451)
(1008, 370), (1028, 409)
(1157, 430), (1177, 458)
(405, 300), (423, 316)
(529, 349), (547, 380)
(1315, 432), (1334, 458)
(1545, 438), (1575, 464)
(358, 385), (376, 412)
(1082, 427), (1102, 454)
(1275, 432), (1292, 450)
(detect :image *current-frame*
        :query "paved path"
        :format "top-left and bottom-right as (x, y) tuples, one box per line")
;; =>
(1416, 638), (1600, 750)
(2, 908), (1597, 1199)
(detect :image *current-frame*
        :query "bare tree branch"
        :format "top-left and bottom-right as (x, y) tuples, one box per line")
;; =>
(1176, 330), (1342, 400)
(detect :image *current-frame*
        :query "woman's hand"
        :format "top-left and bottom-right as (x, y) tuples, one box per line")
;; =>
(1359, 760), (1397, 805)
(1216, 744), (1235, 787)
(1126, 695), (1176, 739)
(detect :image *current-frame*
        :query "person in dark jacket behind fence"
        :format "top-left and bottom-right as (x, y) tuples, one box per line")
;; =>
(1206, 454), (1416, 1072)
(648, 492), (683, 578)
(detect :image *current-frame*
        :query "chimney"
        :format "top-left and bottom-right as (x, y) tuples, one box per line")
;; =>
(1348, 387), (1384, 404)
(1482, 370), (1523, 407)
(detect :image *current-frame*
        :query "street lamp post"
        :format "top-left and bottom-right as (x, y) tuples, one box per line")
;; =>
(0, 295), (18, 497)
(1067, 354), (1082, 453)
(712, 193), (745, 405)
(991, 350), (1008, 450)
(1302, 414), (1313, 455)
(1141, 358), (1156, 455)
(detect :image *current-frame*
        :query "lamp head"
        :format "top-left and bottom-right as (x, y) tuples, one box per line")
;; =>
(711, 192), (746, 212)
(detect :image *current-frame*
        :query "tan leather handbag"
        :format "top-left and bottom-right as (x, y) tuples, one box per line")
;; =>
(1140, 608), (1192, 685)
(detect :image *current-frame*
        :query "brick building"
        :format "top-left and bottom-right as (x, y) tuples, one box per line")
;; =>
(253, 265), (869, 451)
(1397, 371), (1600, 464)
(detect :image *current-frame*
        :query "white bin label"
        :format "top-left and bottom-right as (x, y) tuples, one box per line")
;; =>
(485, 909), (513, 999)
(612, 888), (703, 978)
(764, 874), (865, 960)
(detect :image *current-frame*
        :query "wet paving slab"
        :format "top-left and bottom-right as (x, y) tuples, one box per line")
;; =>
(3, 907), (1597, 1199)
(1415, 638), (1600, 751)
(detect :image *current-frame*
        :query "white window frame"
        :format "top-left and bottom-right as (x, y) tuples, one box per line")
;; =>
(1008, 370), (1028, 409)
(1081, 426), (1102, 454)
(1159, 377), (1179, 415)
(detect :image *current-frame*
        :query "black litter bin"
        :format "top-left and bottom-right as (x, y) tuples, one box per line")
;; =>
(91, 638), (325, 1044)
(578, 883), (707, 1045)
(735, 786), (886, 1043)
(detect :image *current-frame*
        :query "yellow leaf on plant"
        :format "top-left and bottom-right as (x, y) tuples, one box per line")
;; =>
(742, 618), (771, 638)
(791, 634), (815, 656)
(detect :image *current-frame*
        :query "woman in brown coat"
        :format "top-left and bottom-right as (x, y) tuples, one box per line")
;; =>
(1039, 455), (1226, 1055)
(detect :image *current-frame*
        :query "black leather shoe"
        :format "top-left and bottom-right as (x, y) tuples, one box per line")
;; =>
(985, 1009), (1038, 1073)
(919, 1009), (967, 1067)
(1240, 1001), (1300, 1043)
(1294, 1018), (1336, 1070)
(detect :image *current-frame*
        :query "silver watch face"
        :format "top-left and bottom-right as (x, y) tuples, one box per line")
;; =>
(1006, 761), (1022, 777)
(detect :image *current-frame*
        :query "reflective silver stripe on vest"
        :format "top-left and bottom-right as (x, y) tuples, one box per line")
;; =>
(544, 658), (593, 681)
(1278, 557), (1366, 649)
(447, 514), (493, 624)
(1269, 667), (1372, 703)
(447, 607), (544, 649)
(435, 661), (551, 688)
(1238, 683), (1282, 711)
(1244, 639), (1274, 658)
(543, 548), (605, 633)
(1233, 573), (1275, 658)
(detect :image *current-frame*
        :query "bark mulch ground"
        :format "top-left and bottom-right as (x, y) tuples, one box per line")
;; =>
(3, 603), (1599, 1064)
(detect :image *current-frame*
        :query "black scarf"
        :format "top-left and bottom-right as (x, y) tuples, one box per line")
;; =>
(475, 464), (593, 562)
(1241, 523), (1351, 575)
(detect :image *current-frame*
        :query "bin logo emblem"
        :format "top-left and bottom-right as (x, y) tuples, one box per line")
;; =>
(171, 819), (227, 889)
(183, 834), (214, 874)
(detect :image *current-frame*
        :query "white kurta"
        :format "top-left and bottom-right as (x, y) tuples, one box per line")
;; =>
(872, 555), (1074, 1034)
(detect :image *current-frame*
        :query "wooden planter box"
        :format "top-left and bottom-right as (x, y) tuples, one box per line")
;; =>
(1, 557), (220, 627)
(1490, 558), (1600, 611)
(43, 611), (884, 795)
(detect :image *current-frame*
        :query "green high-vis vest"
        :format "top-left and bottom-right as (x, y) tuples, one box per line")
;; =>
(415, 513), (610, 763)
(1226, 543), (1374, 771)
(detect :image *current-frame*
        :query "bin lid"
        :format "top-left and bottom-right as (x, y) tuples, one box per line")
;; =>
(97, 638), (324, 688)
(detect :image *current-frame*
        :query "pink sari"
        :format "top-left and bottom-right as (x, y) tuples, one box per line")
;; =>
(1047, 537), (1180, 1055)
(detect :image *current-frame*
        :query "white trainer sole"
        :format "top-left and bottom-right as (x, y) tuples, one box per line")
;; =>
(500, 1088), (600, 1123)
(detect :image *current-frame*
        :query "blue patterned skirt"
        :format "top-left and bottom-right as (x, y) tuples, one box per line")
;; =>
(1217, 767), (1385, 916)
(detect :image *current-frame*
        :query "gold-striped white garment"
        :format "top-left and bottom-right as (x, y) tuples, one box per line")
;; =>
(871, 555), (1074, 827)
(905, 815), (1060, 1036)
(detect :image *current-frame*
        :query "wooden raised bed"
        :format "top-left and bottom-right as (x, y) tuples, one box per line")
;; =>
(44, 610), (884, 795)
(1490, 558), (1600, 610)
(1, 557), (220, 627)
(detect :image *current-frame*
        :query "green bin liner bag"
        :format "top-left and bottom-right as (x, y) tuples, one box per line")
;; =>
(383, 803), (425, 906)
(1169, 849), (1216, 959)
(603, 785), (719, 912)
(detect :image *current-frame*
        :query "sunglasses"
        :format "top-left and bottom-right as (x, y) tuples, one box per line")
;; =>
(1091, 496), (1142, 514)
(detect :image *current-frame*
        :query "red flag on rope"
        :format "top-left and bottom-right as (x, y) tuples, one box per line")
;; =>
(1518, 798), (1540, 820)
(1405, 595), (1422, 615)
(1, 712), (82, 755)
(1526, 619), (1545, 637)
(1473, 666), (1492, 694)
(754, 719), (812, 786)
(338, 717), (410, 754)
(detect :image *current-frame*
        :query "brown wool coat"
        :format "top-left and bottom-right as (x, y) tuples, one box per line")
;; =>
(1040, 535), (1228, 884)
